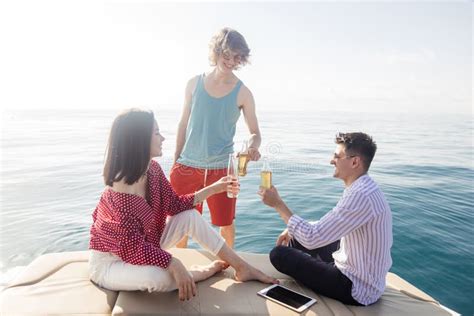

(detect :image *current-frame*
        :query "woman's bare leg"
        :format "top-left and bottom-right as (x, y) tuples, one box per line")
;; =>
(161, 211), (277, 285)
(216, 244), (278, 284)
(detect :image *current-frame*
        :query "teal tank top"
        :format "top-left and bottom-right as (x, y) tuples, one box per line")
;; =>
(177, 73), (242, 169)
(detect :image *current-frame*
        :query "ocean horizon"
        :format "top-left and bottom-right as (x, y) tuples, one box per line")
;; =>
(1, 108), (473, 315)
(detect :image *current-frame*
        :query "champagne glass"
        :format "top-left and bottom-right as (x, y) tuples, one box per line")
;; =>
(227, 153), (239, 198)
(238, 140), (249, 177)
(260, 156), (272, 189)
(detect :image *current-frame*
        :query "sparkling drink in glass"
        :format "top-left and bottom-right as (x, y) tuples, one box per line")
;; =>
(260, 157), (272, 189)
(238, 141), (250, 177)
(227, 153), (239, 198)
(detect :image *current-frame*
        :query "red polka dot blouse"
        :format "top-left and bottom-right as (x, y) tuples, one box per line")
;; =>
(89, 160), (195, 268)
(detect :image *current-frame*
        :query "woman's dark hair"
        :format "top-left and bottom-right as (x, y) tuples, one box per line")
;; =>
(103, 108), (155, 186)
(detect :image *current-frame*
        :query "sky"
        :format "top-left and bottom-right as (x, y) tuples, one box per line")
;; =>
(0, 0), (472, 114)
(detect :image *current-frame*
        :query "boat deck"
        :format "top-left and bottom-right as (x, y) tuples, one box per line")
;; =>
(0, 248), (453, 315)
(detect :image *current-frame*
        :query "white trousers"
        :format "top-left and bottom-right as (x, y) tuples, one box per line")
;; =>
(89, 209), (225, 292)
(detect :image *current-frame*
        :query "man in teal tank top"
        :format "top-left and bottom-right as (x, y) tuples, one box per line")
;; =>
(170, 28), (262, 248)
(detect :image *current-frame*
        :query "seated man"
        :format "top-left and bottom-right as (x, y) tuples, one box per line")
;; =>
(258, 132), (392, 306)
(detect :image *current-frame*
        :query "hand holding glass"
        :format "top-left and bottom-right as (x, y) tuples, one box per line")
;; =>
(260, 157), (272, 189)
(238, 141), (250, 176)
(227, 154), (240, 198)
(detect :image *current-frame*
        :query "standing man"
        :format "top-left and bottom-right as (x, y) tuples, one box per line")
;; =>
(259, 132), (392, 306)
(171, 28), (261, 248)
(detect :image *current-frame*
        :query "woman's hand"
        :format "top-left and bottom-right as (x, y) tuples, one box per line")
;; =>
(168, 257), (196, 301)
(212, 176), (240, 195)
(194, 176), (239, 205)
(276, 228), (291, 246)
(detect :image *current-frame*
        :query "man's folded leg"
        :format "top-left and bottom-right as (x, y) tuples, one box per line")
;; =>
(289, 239), (340, 263)
(269, 245), (362, 306)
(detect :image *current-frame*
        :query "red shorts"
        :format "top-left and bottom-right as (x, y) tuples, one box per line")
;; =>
(170, 163), (236, 226)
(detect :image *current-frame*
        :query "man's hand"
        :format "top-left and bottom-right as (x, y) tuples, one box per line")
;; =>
(168, 257), (196, 301)
(258, 186), (284, 208)
(258, 185), (293, 224)
(276, 228), (291, 246)
(248, 147), (261, 161)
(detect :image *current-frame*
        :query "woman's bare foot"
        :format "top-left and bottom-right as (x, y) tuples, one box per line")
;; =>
(235, 264), (278, 284)
(215, 243), (278, 284)
(189, 260), (228, 282)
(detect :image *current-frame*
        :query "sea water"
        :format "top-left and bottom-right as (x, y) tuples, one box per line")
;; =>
(1, 109), (472, 314)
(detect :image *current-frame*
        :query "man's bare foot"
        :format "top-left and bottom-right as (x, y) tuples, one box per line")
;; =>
(189, 260), (228, 282)
(235, 264), (278, 284)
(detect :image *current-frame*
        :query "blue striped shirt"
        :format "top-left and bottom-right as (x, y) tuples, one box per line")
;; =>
(287, 174), (393, 305)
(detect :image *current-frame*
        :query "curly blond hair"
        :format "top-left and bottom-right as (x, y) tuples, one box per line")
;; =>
(208, 27), (250, 69)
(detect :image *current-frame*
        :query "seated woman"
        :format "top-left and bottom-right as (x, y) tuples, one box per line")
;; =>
(88, 108), (277, 301)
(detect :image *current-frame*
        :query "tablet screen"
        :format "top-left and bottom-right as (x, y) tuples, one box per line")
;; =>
(265, 285), (313, 309)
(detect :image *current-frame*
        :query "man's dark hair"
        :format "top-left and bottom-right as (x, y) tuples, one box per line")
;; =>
(103, 108), (155, 186)
(335, 132), (377, 171)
